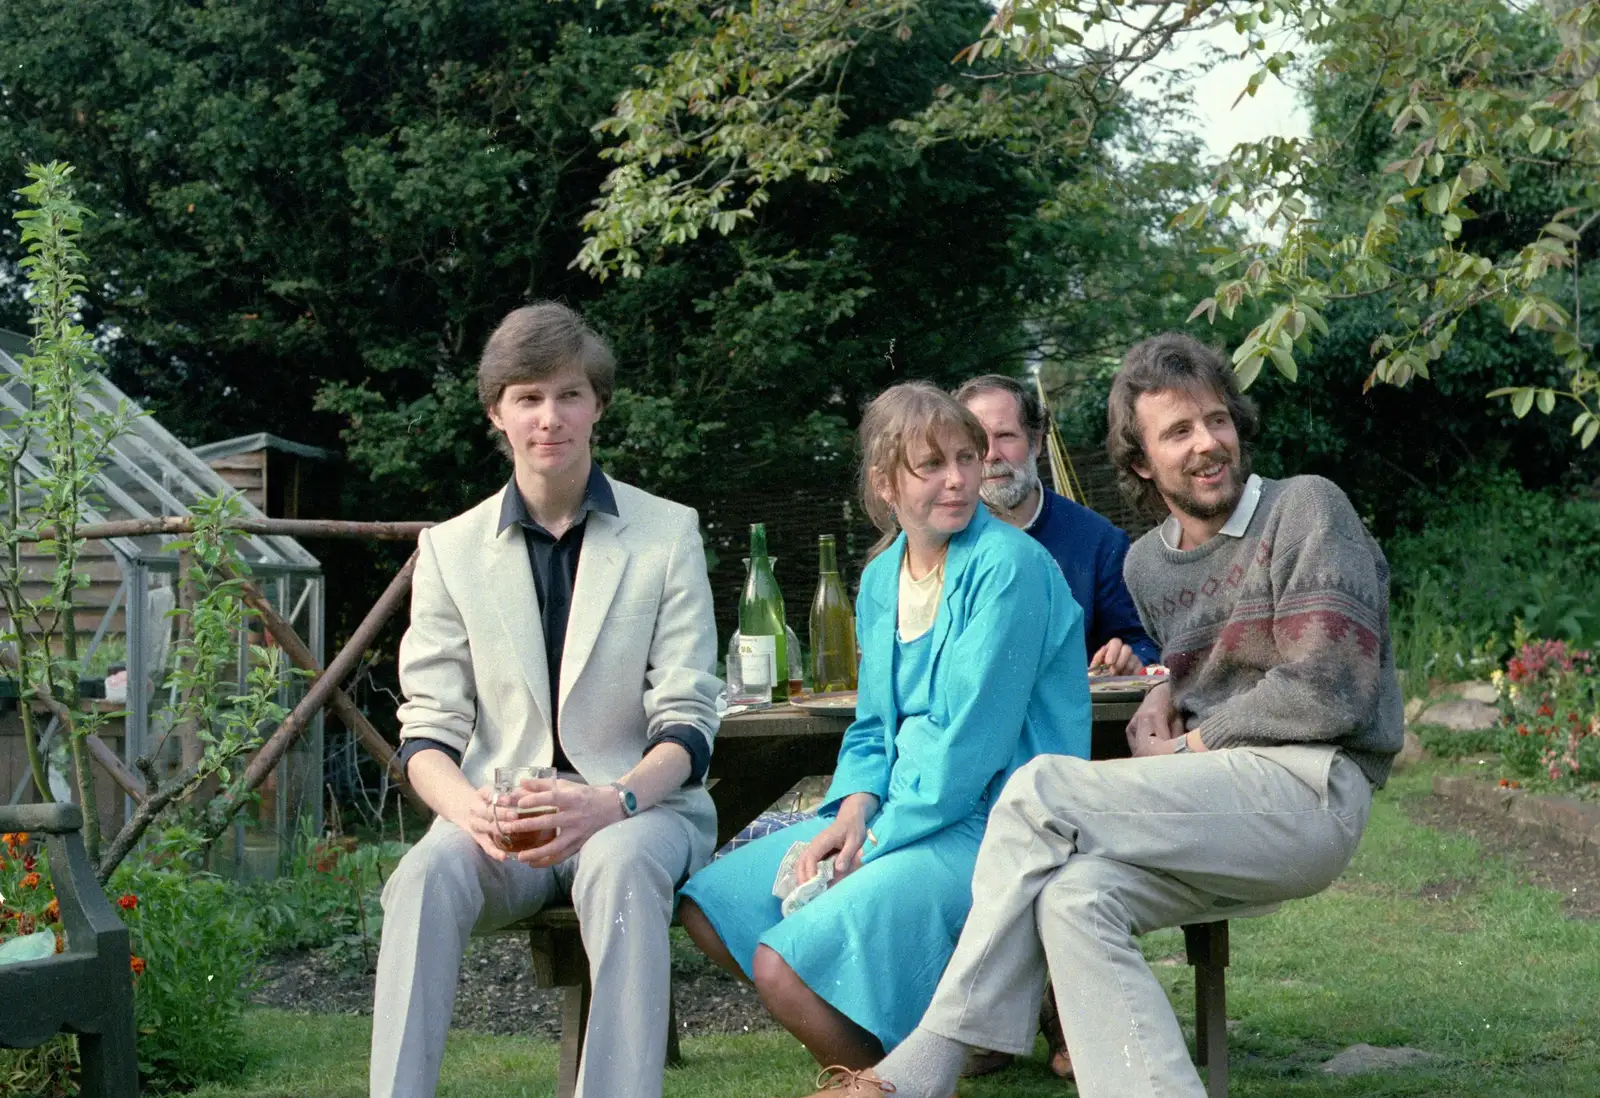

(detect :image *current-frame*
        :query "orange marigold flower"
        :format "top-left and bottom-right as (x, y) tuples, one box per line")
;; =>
(20, 872), (40, 890)
(116, 893), (138, 912)
(43, 899), (59, 923)
(1537, 703), (1554, 718)
(53, 932), (64, 954)
(18, 913), (35, 935)
(1518, 725), (1530, 736)
(129, 955), (146, 976)
(22, 854), (35, 872)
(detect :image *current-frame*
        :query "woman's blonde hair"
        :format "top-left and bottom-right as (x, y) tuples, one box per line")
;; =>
(858, 382), (988, 561)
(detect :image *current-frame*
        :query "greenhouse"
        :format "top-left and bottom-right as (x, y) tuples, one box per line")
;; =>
(0, 328), (324, 876)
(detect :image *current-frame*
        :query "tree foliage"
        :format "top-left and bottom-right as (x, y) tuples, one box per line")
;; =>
(0, 0), (1218, 527)
(578, 0), (1600, 453)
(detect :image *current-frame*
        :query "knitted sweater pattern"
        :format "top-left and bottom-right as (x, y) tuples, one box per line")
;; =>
(1124, 475), (1404, 787)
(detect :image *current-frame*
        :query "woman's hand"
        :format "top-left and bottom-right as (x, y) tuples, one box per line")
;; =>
(513, 778), (626, 869)
(1125, 681), (1184, 757)
(797, 793), (879, 885)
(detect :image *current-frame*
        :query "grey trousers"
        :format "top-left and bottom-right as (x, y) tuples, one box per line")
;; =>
(921, 746), (1372, 1098)
(368, 808), (698, 1098)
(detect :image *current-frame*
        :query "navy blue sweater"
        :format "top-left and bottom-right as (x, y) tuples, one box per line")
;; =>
(1025, 489), (1159, 666)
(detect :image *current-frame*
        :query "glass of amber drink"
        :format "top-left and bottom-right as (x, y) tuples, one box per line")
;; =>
(492, 766), (558, 853)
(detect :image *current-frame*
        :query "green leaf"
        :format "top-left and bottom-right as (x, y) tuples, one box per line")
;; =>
(1584, 421), (1599, 449)
(1299, 304), (1329, 335)
(1511, 388), (1535, 418)
(1422, 183), (1451, 215)
(1234, 352), (1264, 391)
(1267, 343), (1299, 380)
(1529, 125), (1554, 154)
(1536, 389), (1555, 414)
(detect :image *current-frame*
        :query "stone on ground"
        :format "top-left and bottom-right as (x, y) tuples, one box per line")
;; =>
(1391, 729), (1426, 772)
(1321, 1043), (1439, 1075)
(1416, 698), (1497, 731)
(1451, 681), (1499, 704)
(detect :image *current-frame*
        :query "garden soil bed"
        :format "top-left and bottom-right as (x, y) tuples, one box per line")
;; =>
(1400, 781), (1600, 921)
(251, 931), (778, 1039)
(253, 783), (1600, 1039)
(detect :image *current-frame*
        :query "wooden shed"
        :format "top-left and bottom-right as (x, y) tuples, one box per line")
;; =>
(191, 432), (339, 520)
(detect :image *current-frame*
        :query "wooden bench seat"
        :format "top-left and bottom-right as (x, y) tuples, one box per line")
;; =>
(491, 904), (1230, 1098)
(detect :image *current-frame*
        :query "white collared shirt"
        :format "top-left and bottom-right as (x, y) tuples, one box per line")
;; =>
(1021, 477), (1047, 531)
(1160, 474), (1263, 551)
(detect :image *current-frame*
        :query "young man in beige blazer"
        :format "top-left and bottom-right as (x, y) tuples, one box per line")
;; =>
(368, 302), (722, 1098)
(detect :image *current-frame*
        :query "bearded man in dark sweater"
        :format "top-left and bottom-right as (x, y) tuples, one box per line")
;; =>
(793, 333), (1403, 1098)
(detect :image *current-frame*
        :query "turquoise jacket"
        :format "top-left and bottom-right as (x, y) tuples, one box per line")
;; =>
(821, 505), (1091, 862)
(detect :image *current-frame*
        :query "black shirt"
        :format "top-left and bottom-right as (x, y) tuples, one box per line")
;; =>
(495, 466), (618, 770)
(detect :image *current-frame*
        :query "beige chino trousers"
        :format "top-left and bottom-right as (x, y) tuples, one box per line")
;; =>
(921, 746), (1372, 1098)
(368, 807), (698, 1098)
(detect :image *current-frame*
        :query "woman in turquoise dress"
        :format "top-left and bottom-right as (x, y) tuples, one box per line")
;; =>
(679, 381), (1092, 1071)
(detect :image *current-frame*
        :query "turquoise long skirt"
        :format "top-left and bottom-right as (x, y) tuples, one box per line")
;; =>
(679, 811), (986, 1050)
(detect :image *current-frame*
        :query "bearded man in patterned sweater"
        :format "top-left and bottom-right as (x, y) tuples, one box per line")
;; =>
(793, 332), (1403, 1098)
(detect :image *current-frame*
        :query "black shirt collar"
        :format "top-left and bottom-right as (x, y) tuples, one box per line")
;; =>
(497, 463), (619, 536)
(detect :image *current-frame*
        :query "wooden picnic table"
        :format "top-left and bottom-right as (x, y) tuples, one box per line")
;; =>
(709, 688), (1149, 848)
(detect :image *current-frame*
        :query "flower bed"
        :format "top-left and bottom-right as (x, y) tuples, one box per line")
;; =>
(1494, 638), (1600, 789)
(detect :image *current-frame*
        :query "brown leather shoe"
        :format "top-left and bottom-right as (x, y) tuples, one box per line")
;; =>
(794, 1064), (958, 1097)
(798, 1066), (899, 1095)
(1040, 986), (1075, 1080)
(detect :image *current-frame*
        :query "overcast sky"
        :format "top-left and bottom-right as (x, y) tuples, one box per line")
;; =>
(1123, 20), (1312, 239)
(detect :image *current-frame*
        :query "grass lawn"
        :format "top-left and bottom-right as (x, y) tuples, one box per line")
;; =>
(192, 762), (1600, 1098)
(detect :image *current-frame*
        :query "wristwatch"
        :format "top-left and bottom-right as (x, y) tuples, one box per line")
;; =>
(609, 780), (639, 818)
(1171, 733), (1192, 755)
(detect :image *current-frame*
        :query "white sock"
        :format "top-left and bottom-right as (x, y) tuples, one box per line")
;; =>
(874, 1026), (968, 1098)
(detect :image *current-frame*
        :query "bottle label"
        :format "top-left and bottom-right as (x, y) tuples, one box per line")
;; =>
(738, 634), (777, 687)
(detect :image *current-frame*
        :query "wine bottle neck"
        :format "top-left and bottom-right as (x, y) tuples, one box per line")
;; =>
(817, 537), (838, 574)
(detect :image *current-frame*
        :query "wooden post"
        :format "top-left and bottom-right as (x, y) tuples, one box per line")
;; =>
(240, 582), (424, 812)
(231, 550), (418, 804)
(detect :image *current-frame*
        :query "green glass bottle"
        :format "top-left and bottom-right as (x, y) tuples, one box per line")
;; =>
(809, 535), (858, 693)
(737, 523), (790, 702)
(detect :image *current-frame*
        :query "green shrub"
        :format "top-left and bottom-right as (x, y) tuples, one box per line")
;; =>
(1413, 723), (1503, 759)
(1385, 470), (1600, 687)
(111, 865), (263, 1092)
(238, 826), (391, 967)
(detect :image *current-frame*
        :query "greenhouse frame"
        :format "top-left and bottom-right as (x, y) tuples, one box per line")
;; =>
(0, 328), (324, 875)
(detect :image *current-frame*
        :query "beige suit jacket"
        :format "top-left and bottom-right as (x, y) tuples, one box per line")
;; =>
(395, 476), (721, 860)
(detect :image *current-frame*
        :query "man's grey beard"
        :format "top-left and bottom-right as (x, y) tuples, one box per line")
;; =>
(980, 450), (1039, 511)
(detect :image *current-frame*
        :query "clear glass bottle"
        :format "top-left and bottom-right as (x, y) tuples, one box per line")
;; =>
(808, 534), (858, 693)
(736, 523), (790, 703)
